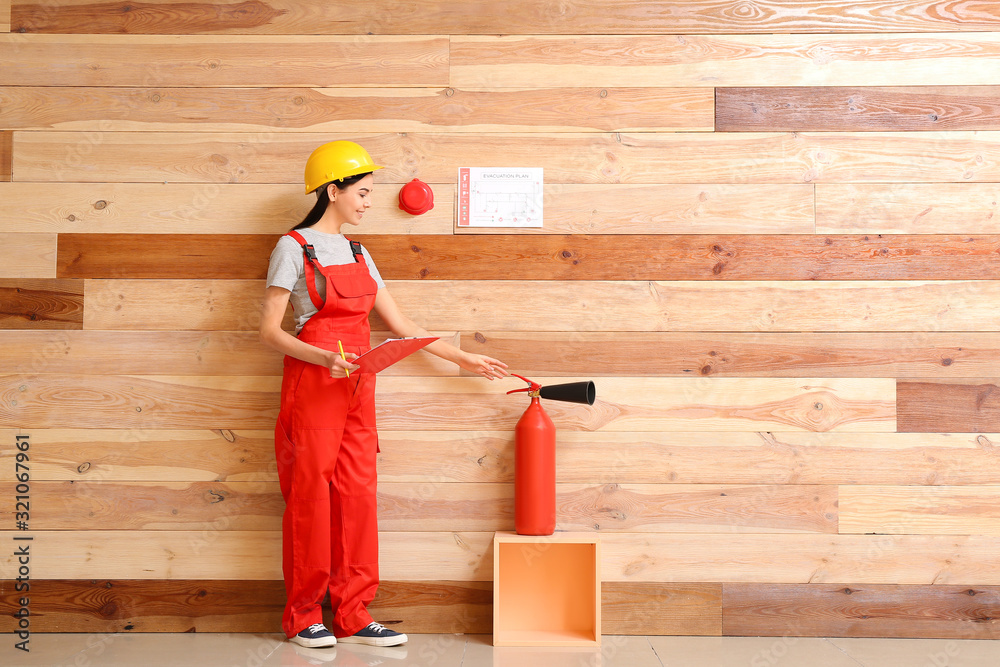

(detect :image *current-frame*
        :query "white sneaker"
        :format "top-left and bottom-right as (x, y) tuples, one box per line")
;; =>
(290, 623), (337, 648)
(337, 621), (407, 647)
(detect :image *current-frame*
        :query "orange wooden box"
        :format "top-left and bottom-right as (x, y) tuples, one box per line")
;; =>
(492, 531), (601, 647)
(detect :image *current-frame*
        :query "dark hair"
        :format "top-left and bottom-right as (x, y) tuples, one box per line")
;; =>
(292, 172), (372, 230)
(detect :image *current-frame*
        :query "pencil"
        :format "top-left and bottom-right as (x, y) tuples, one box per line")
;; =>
(337, 340), (350, 378)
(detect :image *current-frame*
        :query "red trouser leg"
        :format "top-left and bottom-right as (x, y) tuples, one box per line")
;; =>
(328, 372), (379, 636)
(276, 361), (379, 638)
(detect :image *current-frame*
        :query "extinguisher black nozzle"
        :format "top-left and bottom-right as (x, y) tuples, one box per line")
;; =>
(539, 381), (596, 405)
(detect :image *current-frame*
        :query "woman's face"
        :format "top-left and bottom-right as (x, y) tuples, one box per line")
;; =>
(328, 173), (375, 227)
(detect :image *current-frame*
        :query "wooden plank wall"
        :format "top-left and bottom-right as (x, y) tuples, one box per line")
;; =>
(3, 0), (1000, 641)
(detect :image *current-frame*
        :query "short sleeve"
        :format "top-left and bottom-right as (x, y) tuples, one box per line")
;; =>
(266, 236), (303, 292)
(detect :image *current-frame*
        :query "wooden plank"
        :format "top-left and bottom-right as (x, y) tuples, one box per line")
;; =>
(18, 130), (1000, 185)
(0, 34), (449, 86)
(12, 131), (338, 185)
(0, 530), (286, 580)
(58, 233), (278, 279)
(0, 278), (83, 329)
(16, 429), (1000, 486)
(0, 375), (281, 429)
(464, 332), (1000, 378)
(604, 582), (721, 636)
(82, 279), (285, 331)
(601, 533), (1000, 584)
(5, 579), (997, 638)
(373, 377), (895, 433)
(1, 480), (832, 534)
(0, 579), (287, 633)
(81, 231), (906, 280)
(0, 579), (717, 636)
(365, 234), (1000, 281)
(10, 0), (297, 34)
(0, 331), (286, 376)
(1, 182), (805, 236)
(840, 486), (1000, 536)
(0, 86), (714, 133)
(2, 428), (276, 482)
(83, 279), (1000, 333)
(0, 130), (10, 180)
(0, 530), (494, 580)
(386, 279), (1000, 333)
(1, 0), (9, 32)
(717, 87), (1000, 132)
(378, 431), (1000, 487)
(451, 35), (1000, 88)
(724, 583), (1000, 639)
(0, 182), (454, 235)
(898, 380), (1000, 433)
(0, 330), (456, 376)
(0, 375), (895, 432)
(11, 531), (1000, 584)
(57, 233), (1000, 281)
(0, 578), (490, 634)
(0, 481), (283, 530)
(816, 183), (1000, 234)
(10, 0), (1000, 34)
(557, 483), (837, 534)
(0, 232), (55, 278)
(376, 482), (838, 534)
(1, 183), (813, 237)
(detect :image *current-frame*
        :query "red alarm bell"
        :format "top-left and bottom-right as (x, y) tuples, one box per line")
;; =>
(398, 178), (434, 215)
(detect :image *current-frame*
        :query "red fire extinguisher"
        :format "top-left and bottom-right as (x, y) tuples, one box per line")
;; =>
(506, 374), (596, 536)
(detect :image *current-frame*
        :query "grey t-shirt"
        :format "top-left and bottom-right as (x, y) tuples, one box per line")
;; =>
(266, 227), (385, 333)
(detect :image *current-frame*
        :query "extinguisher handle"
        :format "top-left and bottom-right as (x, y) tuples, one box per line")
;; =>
(507, 373), (541, 396)
(509, 373), (541, 392)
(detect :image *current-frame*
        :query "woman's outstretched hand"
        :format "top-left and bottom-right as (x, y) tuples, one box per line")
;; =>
(460, 353), (509, 380)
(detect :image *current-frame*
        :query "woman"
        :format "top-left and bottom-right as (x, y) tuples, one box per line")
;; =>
(260, 141), (508, 648)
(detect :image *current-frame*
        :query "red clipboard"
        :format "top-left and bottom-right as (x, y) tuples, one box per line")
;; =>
(353, 337), (439, 374)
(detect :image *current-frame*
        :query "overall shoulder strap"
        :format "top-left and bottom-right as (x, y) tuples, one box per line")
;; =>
(285, 230), (325, 310)
(344, 236), (364, 263)
(286, 230), (320, 264)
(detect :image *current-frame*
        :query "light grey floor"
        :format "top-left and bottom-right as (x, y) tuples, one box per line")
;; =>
(5, 633), (1000, 666)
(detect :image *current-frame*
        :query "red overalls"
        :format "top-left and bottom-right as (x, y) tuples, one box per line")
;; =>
(275, 230), (380, 639)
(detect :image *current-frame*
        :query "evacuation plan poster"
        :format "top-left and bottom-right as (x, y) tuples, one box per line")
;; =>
(457, 167), (544, 228)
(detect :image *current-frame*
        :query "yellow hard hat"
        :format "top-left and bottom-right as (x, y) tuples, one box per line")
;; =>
(304, 140), (383, 194)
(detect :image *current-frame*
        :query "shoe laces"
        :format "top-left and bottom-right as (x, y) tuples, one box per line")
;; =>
(367, 622), (388, 634)
(307, 623), (327, 634)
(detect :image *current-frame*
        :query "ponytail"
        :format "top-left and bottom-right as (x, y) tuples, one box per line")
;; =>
(292, 187), (330, 230)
